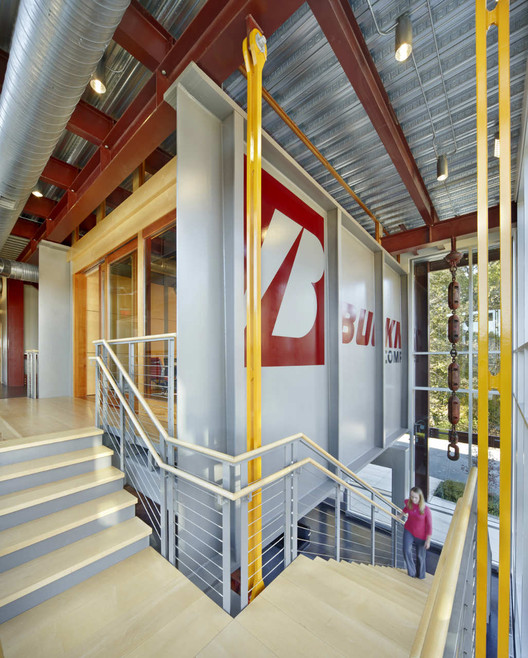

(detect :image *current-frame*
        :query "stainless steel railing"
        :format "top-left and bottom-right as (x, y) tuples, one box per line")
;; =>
(93, 336), (405, 615)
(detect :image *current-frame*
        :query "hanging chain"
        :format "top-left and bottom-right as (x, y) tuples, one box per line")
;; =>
(446, 237), (462, 461)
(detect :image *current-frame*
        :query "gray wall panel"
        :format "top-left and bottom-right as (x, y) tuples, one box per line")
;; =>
(38, 242), (72, 398)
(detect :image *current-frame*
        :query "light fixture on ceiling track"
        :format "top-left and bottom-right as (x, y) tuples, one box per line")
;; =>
(437, 154), (448, 181)
(31, 185), (43, 198)
(365, 2), (412, 62)
(493, 132), (500, 158)
(90, 57), (107, 94)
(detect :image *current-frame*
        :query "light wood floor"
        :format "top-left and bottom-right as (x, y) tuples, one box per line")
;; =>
(0, 397), (95, 441)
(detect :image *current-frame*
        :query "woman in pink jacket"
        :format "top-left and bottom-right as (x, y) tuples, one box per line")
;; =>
(399, 486), (432, 579)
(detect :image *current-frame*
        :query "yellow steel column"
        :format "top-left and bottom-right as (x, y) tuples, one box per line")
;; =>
(243, 27), (267, 601)
(496, 0), (512, 653)
(476, 1), (512, 653)
(475, 1), (489, 653)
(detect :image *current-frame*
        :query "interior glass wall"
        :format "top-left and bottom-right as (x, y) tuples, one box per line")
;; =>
(144, 224), (176, 405)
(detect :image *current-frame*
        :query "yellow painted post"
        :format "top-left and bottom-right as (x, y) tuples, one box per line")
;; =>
(475, 1), (489, 654)
(496, 0), (512, 653)
(243, 27), (267, 601)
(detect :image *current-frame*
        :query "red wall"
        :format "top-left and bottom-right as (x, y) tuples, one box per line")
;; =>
(7, 279), (24, 386)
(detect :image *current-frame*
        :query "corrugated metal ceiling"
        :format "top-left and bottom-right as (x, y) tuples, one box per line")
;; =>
(0, 0), (527, 257)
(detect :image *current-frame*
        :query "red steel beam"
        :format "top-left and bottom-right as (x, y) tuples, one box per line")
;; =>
(12, 218), (41, 240)
(24, 195), (56, 219)
(41, 157), (79, 189)
(308, 0), (438, 227)
(19, 0), (305, 259)
(67, 100), (115, 145)
(41, 156), (131, 208)
(114, 0), (174, 71)
(381, 204), (516, 254)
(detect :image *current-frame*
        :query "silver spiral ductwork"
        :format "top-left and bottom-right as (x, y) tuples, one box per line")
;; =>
(0, 0), (131, 251)
(0, 258), (38, 283)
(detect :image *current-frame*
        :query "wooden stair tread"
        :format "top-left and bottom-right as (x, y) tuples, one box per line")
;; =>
(326, 560), (427, 605)
(115, 588), (232, 658)
(0, 548), (197, 657)
(349, 561), (429, 600)
(0, 517), (151, 608)
(376, 566), (433, 594)
(282, 556), (419, 652)
(0, 427), (103, 454)
(0, 445), (112, 482)
(0, 467), (124, 517)
(237, 593), (345, 658)
(254, 562), (407, 656)
(0, 489), (136, 558)
(197, 620), (277, 658)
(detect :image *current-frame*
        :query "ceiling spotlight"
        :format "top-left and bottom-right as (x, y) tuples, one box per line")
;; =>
(31, 186), (43, 198)
(437, 154), (448, 181)
(90, 58), (106, 95)
(493, 132), (500, 158)
(395, 13), (412, 62)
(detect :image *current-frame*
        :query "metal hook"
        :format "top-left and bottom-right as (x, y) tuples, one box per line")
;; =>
(447, 443), (460, 461)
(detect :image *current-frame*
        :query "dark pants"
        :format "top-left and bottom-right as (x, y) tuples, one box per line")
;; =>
(403, 528), (426, 579)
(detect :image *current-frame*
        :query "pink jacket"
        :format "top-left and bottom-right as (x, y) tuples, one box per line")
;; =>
(403, 499), (432, 541)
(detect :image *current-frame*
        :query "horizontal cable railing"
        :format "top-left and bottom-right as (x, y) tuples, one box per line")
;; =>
(94, 336), (406, 615)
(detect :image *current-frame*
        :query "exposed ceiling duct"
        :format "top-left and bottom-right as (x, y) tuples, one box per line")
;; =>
(0, 0), (131, 252)
(0, 257), (38, 282)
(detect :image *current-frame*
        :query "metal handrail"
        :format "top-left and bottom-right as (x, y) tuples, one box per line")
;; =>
(95, 339), (401, 515)
(410, 467), (478, 658)
(94, 354), (403, 523)
(94, 333), (177, 345)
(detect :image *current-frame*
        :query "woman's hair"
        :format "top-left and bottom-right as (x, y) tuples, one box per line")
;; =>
(409, 486), (426, 514)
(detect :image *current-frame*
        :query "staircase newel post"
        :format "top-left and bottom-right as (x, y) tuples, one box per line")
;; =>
(371, 490), (376, 565)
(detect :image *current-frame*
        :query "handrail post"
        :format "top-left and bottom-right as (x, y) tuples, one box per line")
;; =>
(371, 490), (376, 565)
(95, 343), (101, 429)
(102, 346), (109, 431)
(222, 463), (231, 614)
(159, 430), (168, 560)
(290, 442), (298, 563)
(167, 336), (175, 439)
(284, 446), (292, 568)
(335, 480), (341, 562)
(240, 492), (249, 610)
(128, 342), (135, 405)
(391, 517), (397, 567)
(119, 371), (125, 473)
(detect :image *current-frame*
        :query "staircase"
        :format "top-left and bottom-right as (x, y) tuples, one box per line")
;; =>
(0, 427), (152, 624)
(234, 555), (433, 657)
(0, 427), (434, 656)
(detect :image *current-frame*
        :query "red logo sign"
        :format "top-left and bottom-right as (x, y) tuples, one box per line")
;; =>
(245, 166), (325, 367)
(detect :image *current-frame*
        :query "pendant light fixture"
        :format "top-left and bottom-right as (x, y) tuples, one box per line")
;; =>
(90, 57), (107, 95)
(437, 154), (448, 181)
(395, 13), (413, 62)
